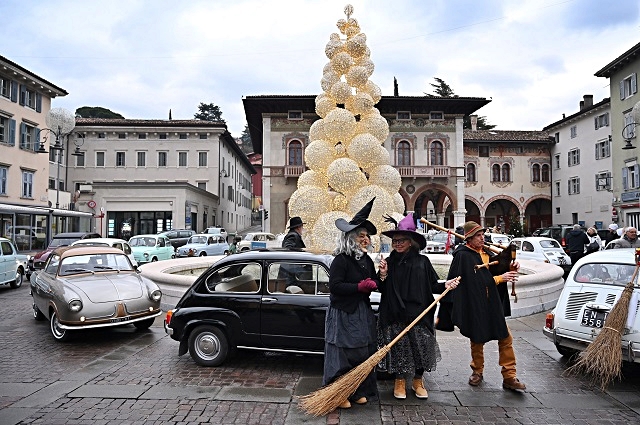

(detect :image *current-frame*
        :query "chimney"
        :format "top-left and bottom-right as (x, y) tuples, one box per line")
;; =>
(579, 101), (584, 110)
(470, 115), (478, 131)
(583, 94), (593, 109)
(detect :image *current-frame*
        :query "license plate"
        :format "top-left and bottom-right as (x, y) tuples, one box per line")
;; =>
(581, 309), (608, 328)
(110, 316), (131, 323)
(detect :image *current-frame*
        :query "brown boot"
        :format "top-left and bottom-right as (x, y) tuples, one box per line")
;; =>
(411, 377), (429, 399)
(468, 372), (483, 386)
(502, 377), (526, 391)
(393, 378), (406, 399)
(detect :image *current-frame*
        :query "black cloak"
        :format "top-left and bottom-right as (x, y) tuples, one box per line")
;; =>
(440, 245), (509, 344)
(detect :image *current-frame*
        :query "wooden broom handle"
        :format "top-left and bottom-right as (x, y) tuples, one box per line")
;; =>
(388, 285), (453, 347)
(419, 218), (503, 253)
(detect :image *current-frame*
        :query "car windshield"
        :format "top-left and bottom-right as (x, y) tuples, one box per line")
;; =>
(189, 236), (208, 244)
(573, 262), (636, 285)
(49, 238), (78, 248)
(58, 253), (134, 276)
(244, 234), (255, 241)
(129, 237), (156, 247)
(539, 240), (561, 249)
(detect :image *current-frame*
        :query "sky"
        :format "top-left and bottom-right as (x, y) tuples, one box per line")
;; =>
(2, 0), (639, 137)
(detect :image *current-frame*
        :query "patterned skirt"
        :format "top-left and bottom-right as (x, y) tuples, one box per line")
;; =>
(377, 321), (441, 376)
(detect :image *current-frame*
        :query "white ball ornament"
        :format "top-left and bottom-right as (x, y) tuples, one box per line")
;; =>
(345, 66), (370, 89)
(329, 81), (352, 103)
(368, 165), (402, 193)
(312, 211), (351, 253)
(288, 186), (331, 228)
(298, 170), (328, 189)
(325, 37), (344, 59)
(346, 133), (380, 169)
(331, 51), (354, 75)
(358, 112), (389, 143)
(309, 119), (327, 142)
(345, 33), (367, 58)
(358, 80), (381, 103)
(327, 157), (367, 194)
(348, 186), (395, 230)
(350, 92), (374, 116)
(393, 193), (405, 214)
(305, 140), (335, 172)
(323, 108), (356, 143)
(315, 96), (336, 118)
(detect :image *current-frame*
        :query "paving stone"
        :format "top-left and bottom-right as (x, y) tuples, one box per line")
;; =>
(11, 381), (84, 408)
(139, 384), (221, 399)
(0, 383), (45, 397)
(68, 384), (150, 399)
(533, 392), (624, 409)
(215, 386), (292, 402)
(0, 407), (39, 425)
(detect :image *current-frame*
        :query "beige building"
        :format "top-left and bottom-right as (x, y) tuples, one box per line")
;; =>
(68, 119), (255, 238)
(244, 95), (491, 233)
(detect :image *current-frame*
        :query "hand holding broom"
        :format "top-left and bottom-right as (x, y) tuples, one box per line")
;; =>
(299, 276), (460, 416)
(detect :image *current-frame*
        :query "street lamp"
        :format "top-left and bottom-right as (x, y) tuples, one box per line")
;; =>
(39, 108), (76, 209)
(621, 101), (640, 150)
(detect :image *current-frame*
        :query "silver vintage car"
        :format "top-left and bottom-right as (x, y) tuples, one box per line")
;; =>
(30, 246), (162, 341)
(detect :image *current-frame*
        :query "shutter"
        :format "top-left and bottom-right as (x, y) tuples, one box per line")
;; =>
(594, 117), (598, 130)
(632, 73), (638, 94)
(34, 128), (41, 152)
(35, 93), (42, 112)
(605, 113), (609, 126)
(577, 149), (580, 164)
(635, 164), (639, 188)
(20, 123), (26, 149)
(623, 167), (629, 190)
(595, 143), (599, 160)
(8, 119), (16, 146)
(10, 81), (18, 102)
(577, 178), (580, 194)
(19, 84), (26, 106)
(595, 174), (599, 190)
(607, 172), (612, 190)
(567, 180), (571, 194)
(568, 153), (571, 166)
(620, 80), (625, 100)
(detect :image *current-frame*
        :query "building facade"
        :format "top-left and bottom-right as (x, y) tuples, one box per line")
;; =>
(69, 119), (255, 239)
(543, 96), (613, 229)
(596, 41), (640, 229)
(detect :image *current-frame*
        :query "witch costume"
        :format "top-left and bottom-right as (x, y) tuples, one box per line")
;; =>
(322, 198), (379, 405)
(377, 213), (445, 399)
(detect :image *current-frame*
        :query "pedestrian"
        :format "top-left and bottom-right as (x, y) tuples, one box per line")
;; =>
(377, 213), (459, 400)
(566, 224), (589, 265)
(585, 227), (602, 254)
(612, 226), (640, 248)
(282, 216), (305, 249)
(323, 198), (379, 409)
(605, 223), (619, 246)
(443, 221), (526, 391)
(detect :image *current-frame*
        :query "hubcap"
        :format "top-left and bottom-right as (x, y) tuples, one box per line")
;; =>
(196, 333), (220, 358)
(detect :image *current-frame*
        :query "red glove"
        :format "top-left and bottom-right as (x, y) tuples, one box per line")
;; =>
(357, 278), (378, 293)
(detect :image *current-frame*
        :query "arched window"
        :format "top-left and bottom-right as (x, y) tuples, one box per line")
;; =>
(541, 164), (550, 182)
(532, 164), (541, 182)
(397, 141), (411, 166)
(501, 164), (511, 182)
(492, 164), (501, 182)
(430, 141), (443, 165)
(466, 163), (476, 182)
(288, 140), (303, 165)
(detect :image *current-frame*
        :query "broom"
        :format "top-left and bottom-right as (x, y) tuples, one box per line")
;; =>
(298, 285), (454, 416)
(565, 264), (639, 390)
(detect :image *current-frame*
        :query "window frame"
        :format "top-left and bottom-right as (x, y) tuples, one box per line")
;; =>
(115, 151), (126, 167)
(21, 169), (34, 198)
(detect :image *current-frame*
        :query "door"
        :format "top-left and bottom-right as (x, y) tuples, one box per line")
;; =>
(260, 261), (329, 351)
(0, 241), (9, 283)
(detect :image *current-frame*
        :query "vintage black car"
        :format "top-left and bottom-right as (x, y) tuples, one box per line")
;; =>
(164, 249), (380, 366)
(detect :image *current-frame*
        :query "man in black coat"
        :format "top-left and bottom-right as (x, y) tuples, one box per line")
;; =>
(444, 221), (526, 391)
(282, 216), (306, 249)
(566, 224), (589, 265)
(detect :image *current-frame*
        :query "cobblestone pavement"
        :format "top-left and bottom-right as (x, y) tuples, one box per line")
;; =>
(1, 283), (639, 424)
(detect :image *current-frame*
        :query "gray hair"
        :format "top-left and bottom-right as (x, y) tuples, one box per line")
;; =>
(573, 224), (581, 230)
(334, 227), (368, 259)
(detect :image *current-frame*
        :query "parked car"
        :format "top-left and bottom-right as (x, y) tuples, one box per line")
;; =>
(535, 225), (587, 254)
(543, 248), (640, 360)
(237, 232), (277, 252)
(157, 229), (196, 250)
(71, 237), (137, 266)
(484, 232), (512, 246)
(203, 227), (228, 240)
(0, 237), (27, 289)
(129, 234), (175, 264)
(511, 237), (572, 273)
(176, 234), (230, 257)
(422, 239), (446, 254)
(30, 246), (162, 341)
(27, 232), (102, 280)
(164, 250), (381, 366)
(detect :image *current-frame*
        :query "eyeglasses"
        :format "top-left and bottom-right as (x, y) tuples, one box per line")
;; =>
(391, 238), (410, 245)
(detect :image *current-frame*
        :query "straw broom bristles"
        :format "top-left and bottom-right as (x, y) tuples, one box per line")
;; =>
(298, 286), (453, 416)
(565, 264), (639, 390)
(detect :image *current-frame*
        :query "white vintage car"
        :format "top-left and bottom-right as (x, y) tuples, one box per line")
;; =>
(511, 237), (571, 274)
(543, 248), (640, 362)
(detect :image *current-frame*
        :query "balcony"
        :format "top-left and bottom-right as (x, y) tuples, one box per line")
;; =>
(284, 165), (305, 183)
(397, 166), (450, 179)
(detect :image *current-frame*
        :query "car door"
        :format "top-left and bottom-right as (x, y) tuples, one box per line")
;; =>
(158, 236), (173, 259)
(0, 241), (9, 283)
(31, 253), (60, 315)
(260, 261), (329, 351)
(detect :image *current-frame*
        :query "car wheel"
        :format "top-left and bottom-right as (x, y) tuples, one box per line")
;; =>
(133, 318), (155, 330)
(26, 272), (31, 281)
(50, 310), (71, 341)
(32, 303), (45, 321)
(199, 252), (207, 257)
(151, 257), (158, 262)
(10, 270), (23, 289)
(555, 343), (578, 357)
(241, 248), (249, 252)
(188, 325), (229, 367)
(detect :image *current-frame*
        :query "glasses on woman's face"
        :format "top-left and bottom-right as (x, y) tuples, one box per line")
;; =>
(391, 238), (409, 245)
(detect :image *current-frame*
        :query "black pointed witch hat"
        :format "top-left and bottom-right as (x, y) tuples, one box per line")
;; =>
(335, 197), (377, 235)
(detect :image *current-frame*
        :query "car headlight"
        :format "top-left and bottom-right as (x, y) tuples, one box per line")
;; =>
(144, 252), (149, 258)
(69, 299), (83, 312)
(150, 290), (162, 302)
